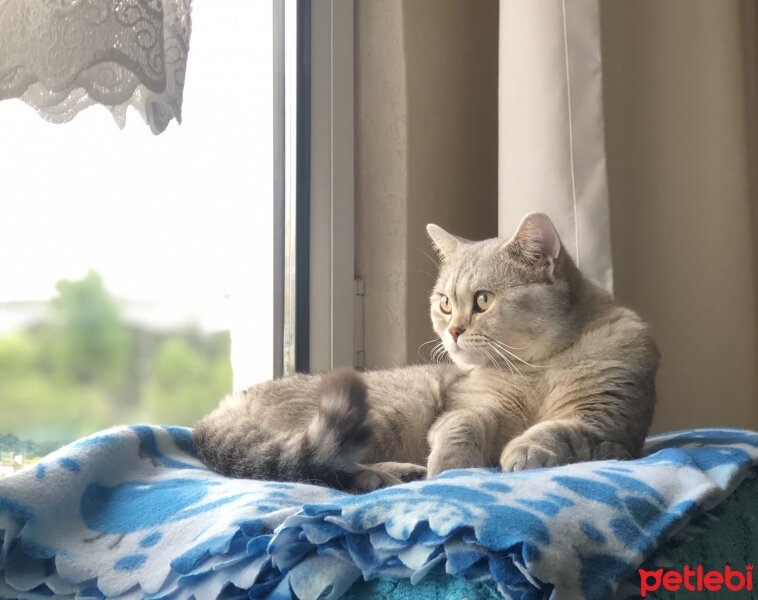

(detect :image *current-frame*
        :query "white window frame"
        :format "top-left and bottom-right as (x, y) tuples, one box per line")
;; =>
(280, 0), (354, 375)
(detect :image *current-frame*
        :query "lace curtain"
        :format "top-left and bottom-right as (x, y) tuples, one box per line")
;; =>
(0, 0), (192, 134)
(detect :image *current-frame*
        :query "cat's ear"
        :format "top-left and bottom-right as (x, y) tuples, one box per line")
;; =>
(505, 212), (561, 269)
(427, 224), (464, 261)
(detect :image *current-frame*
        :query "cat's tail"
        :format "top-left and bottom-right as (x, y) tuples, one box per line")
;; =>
(193, 368), (372, 490)
(300, 367), (372, 486)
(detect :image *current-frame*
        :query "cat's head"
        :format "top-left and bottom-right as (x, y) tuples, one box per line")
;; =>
(427, 212), (592, 368)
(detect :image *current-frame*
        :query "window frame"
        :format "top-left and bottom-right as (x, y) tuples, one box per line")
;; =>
(278, 0), (356, 376)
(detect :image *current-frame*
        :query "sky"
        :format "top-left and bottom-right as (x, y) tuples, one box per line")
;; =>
(0, 0), (275, 386)
(0, 0), (273, 304)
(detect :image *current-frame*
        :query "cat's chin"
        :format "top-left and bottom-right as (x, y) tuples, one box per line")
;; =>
(445, 344), (488, 369)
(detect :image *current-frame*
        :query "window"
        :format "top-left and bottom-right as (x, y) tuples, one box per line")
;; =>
(0, 1), (274, 469)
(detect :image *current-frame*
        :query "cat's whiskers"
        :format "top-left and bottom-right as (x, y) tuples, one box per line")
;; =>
(429, 344), (441, 363)
(486, 341), (524, 381)
(465, 334), (519, 383)
(434, 342), (446, 362)
(487, 351), (511, 382)
(422, 338), (445, 364)
(480, 346), (511, 382)
(418, 338), (441, 361)
(488, 339), (526, 351)
(494, 344), (539, 392)
(490, 343), (543, 375)
(430, 341), (450, 364)
(480, 333), (527, 353)
(488, 337), (551, 369)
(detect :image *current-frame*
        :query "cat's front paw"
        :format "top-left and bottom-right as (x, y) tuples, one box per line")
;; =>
(500, 441), (561, 472)
(385, 462), (427, 483)
(352, 462), (427, 493)
(500, 423), (593, 472)
(426, 443), (486, 477)
(426, 454), (478, 478)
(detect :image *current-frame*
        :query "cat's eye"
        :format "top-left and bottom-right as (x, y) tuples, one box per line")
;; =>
(439, 295), (452, 314)
(474, 291), (493, 312)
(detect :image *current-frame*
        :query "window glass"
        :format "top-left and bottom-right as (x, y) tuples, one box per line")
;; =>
(0, 0), (273, 472)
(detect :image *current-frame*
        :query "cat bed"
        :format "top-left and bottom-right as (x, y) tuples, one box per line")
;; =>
(0, 426), (756, 600)
(343, 474), (758, 600)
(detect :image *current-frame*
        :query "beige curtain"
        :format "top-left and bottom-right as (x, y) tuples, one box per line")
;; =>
(499, 0), (612, 293)
(499, 0), (758, 434)
(601, 1), (758, 433)
(500, 0), (758, 433)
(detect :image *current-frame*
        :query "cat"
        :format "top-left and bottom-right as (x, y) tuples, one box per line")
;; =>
(193, 212), (659, 493)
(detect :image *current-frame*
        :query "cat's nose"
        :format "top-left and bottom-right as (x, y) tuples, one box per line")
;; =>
(449, 327), (465, 342)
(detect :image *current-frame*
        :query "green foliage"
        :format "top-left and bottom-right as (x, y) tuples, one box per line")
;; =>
(144, 335), (232, 425)
(0, 433), (59, 458)
(0, 270), (233, 456)
(0, 433), (41, 456)
(0, 332), (38, 372)
(48, 270), (133, 388)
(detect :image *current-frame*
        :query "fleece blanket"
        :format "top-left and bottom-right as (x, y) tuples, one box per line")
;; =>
(0, 426), (756, 600)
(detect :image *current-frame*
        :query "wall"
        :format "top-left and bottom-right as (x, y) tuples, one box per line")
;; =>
(354, 0), (409, 369)
(403, 1), (500, 363)
(355, 0), (499, 369)
(600, 1), (758, 432)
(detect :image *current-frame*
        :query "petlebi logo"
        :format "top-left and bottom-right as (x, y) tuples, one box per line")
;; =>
(639, 564), (753, 597)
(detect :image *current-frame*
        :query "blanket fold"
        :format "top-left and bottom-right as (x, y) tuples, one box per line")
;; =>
(0, 426), (756, 600)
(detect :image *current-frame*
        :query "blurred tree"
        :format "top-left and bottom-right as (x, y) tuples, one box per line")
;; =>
(143, 335), (232, 425)
(0, 329), (111, 454)
(0, 433), (38, 455)
(0, 331), (37, 373)
(47, 270), (133, 389)
(0, 271), (233, 454)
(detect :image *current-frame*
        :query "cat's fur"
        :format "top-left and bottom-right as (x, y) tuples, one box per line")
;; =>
(193, 213), (659, 492)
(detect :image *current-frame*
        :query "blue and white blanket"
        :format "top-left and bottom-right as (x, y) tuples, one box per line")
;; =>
(1, 426), (757, 600)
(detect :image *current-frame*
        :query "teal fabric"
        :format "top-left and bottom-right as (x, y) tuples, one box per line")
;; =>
(620, 473), (758, 600)
(343, 474), (758, 600)
(343, 566), (502, 600)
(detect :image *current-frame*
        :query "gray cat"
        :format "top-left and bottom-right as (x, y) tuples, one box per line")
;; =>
(193, 212), (659, 492)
